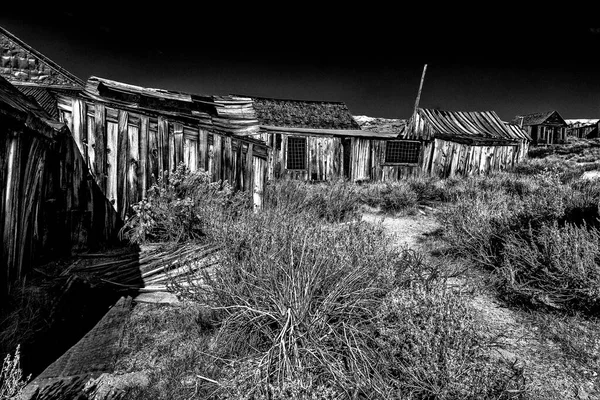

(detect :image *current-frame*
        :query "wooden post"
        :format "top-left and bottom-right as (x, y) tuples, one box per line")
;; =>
(413, 64), (428, 114)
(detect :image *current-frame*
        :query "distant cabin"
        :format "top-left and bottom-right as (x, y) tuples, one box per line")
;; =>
(565, 119), (599, 139)
(511, 111), (567, 146)
(398, 108), (531, 178)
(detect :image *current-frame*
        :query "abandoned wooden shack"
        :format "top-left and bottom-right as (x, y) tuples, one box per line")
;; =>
(565, 119), (599, 139)
(53, 77), (270, 219)
(399, 108), (531, 178)
(0, 75), (120, 297)
(511, 110), (567, 146)
(243, 96), (405, 182)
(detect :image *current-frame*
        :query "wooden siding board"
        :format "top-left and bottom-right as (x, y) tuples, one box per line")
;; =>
(86, 115), (96, 177)
(93, 103), (106, 192)
(127, 124), (140, 209)
(117, 111), (129, 219)
(148, 123), (158, 188)
(139, 116), (149, 196)
(198, 128), (208, 172)
(213, 134), (222, 182)
(106, 121), (118, 211)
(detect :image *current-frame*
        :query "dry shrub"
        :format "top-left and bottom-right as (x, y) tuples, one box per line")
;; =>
(0, 345), (30, 399)
(263, 179), (360, 222)
(499, 223), (600, 313)
(376, 284), (524, 399)
(120, 164), (249, 244)
(358, 181), (418, 213)
(439, 193), (518, 269)
(179, 209), (400, 397)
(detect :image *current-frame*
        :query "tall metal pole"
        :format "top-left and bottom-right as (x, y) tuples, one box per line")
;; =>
(413, 64), (428, 113)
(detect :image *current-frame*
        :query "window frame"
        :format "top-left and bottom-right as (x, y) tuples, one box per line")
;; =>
(285, 136), (308, 170)
(383, 139), (422, 166)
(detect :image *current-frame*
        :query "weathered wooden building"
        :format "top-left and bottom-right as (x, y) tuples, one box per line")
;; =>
(565, 119), (599, 139)
(244, 96), (404, 182)
(511, 110), (567, 145)
(0, 75), (119, 297)
(54, 77), (270, 218)
(397, 108), (531, 178)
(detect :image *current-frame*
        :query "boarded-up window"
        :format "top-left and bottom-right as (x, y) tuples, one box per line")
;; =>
(287, 137), (307, 169)
(385, 141), (421, 164)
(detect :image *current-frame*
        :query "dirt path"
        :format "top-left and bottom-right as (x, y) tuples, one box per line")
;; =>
(361, 211), (441, 251)
(362, 209), (599, 400)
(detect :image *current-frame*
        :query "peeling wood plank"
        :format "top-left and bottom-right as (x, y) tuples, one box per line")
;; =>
(117, 111), (129, 219)
(86, 115), (96, 177)
(106, 121), (118, 211)
(128, 124), (139, 208)
(148, 122), (158, 187)
(198, 128), (208, 172)
(139, 116), (149, 196)
(213, 135), (222, 182)
(157, 116), (168, 180)
(94, 104), (106, 192)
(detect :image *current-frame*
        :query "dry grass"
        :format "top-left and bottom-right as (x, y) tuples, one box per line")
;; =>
(0, 345), (30, 399)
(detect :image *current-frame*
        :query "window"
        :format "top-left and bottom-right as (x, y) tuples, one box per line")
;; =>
(384, 140), (421, 164)
(286, 137), (307, 169)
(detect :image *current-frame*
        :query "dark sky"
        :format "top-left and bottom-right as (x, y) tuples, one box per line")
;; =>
(2, 9), (600, 121)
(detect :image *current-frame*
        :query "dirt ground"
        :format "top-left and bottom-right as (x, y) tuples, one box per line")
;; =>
(362, 208), (599, 400)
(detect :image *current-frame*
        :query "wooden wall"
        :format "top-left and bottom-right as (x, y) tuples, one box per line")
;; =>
(266, 133), (343, 181)
(57, 96), (268, 219)
(350, 137), (522, 181)
(526, 125), (567, 146)
(0, 116), (119, 297)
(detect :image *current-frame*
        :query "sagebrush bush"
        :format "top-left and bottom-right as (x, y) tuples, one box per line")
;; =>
(177, 209), (400, 396)
(376, 284), (524, 399)
(499, 222), (600, 313)
(263, 179), (360, 222)
(358, 182), (418, 213)
(120, 163), (249, 244)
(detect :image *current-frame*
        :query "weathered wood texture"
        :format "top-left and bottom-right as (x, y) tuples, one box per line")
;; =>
(267, 133), (343, 181)
(0, 116), (120, 297)
(58, 97), (268, 218)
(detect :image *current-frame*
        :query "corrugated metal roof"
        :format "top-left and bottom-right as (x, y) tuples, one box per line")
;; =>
(406, 108), (528, 143)
(15, 85), (82, 120)
(0, 75), (65, 138)
(504, 122), (532, 141)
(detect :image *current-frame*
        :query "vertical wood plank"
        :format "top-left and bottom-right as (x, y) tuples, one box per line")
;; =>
(223, 136), (232, 184)
(157, 117), (169, 180)
(117, 111), (129, 219)
(213, 135), (222, 181)
(148, 123), (159, 187)
(173, 123), (183, 170)
(139, 116), (149, 197)
(94, 104), (106, 192)
(105, 121), (118, 211)
(128, 124), (140, 207)
(72, 99), (85, 157)
(198, 128), (208, 172)
(86, 115), (96, 176)
(245, 143), (253, 191)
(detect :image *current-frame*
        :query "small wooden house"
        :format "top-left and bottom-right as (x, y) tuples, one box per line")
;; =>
(54, 77), (270, 218)
(397, 108), (531, 178)
(511, 111), (567, 146)
(565, 119), (599, 139)
(244, 96), (400, 182)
